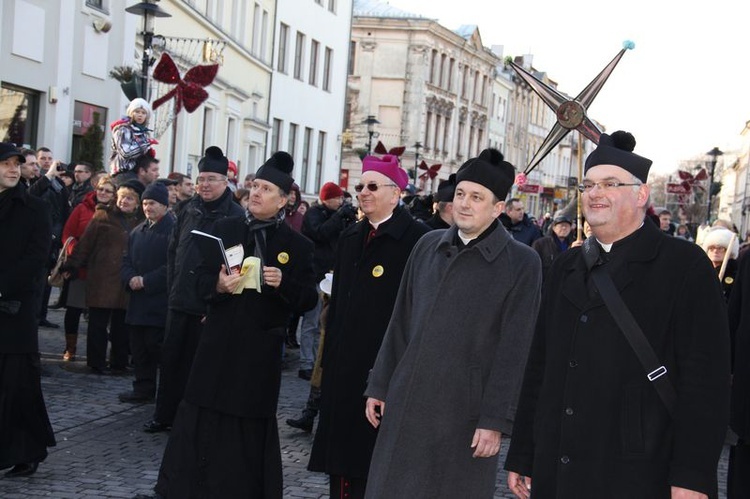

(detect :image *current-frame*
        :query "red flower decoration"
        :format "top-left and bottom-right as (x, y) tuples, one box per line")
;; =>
(418, 160), (442, 179)
(515, 173), (528, 186)
(152, 53), (219, 114)
(373, 141), (406, 157)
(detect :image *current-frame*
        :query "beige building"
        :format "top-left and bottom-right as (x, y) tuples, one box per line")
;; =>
(342, 0), (500, 192)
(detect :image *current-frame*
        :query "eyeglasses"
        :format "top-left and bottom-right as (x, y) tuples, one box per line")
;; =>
(577, 180), (642, 193)
(354, 182), (397, 193)
(195, 176), (226, 185)
(707, 245), (727, 252)
(97, 187), (114, 194)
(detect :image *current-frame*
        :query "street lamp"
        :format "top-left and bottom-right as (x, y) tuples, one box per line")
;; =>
(705, 146), (723, 224)
(125, 0), (171, 100)
(413, 141), (422, 184)
(362, 115), (380, 154)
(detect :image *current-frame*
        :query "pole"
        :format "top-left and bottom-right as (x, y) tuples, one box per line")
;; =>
(140, 14), (152, 99)
(576, 133), (583, 242)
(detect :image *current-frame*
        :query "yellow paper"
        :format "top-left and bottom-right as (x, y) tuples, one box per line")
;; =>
(233, 256), (262, 294)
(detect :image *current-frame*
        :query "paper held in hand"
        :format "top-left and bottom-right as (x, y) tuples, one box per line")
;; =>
(233, 256), (262, 294)
(190, 229), (244, 274)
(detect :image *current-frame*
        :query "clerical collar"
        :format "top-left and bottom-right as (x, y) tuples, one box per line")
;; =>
(456, 219), (498, 249)
(369, 212), (393, 230)
(595, 221), (645, 253)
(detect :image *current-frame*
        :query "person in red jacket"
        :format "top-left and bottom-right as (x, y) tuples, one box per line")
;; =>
(59, 176), (116, 361)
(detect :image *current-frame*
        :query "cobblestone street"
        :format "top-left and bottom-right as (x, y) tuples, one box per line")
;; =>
(0, 302), (731, 498)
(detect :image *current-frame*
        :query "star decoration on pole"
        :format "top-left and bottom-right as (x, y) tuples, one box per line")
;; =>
(509, 40), (635, 176)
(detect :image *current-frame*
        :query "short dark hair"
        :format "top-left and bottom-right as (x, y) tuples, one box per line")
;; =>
(167, 172), (188, 184)
(658, 209), (671, 217)
(20, 148), (36, 157)
(75, 161), (93, 173)
(37, 147), (51, 154)
(134, 155), (158, 173)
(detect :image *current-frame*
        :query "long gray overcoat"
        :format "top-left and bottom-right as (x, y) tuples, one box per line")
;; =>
(364, 223), (542, 498)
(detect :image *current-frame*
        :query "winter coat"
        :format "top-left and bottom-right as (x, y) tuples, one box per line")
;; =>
(424, 211), (451, 230)
(284, 183), (304, 232)
(66, 205), (140, 309)
(184, 216), (317, 417)
(499, 212), (542, 246)
(364, 223), (542, 498)
(505, 221), (730, 499)
(167, 189), (245, 315)
(29, 175), (69, 246)
(730, 253), (750, 439)
(532, 234), (569, 282)
(309, 206), (430, 479)
(121, 213), (176, 327)
(62, 190), (101, 280)
(0, 184), (51, 353)
(109, 119), (152, 175)
(301, 201), (355, 282)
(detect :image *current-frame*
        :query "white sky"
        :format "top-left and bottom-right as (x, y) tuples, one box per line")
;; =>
(387, 0), (750, 174)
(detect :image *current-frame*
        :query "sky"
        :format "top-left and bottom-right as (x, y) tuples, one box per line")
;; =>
(386, 0), (750, 175)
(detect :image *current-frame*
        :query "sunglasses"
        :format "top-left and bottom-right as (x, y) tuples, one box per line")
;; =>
(354, 182), (397, 193)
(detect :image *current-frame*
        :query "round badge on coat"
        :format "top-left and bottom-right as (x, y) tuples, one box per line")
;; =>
(372, 265), (384, 278)
(277, 252), (290, 264)
(724, 276), (734, 285)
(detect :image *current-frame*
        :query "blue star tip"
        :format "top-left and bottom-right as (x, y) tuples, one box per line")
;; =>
(623, 40), (635, 50)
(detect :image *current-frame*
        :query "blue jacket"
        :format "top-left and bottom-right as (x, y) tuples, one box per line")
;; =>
(499, 212), (542, 246)
(121, 213), (176, 327)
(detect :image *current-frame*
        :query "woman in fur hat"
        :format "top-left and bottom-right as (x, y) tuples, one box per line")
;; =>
(109, 98), (155, 179)
(701, 225), (740, 302)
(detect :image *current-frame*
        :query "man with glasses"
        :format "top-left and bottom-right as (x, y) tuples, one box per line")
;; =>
(69, 162), (94, 208)
(309, 155), (430, 499)
(142, 146), (244, 434)
(505, 131), (730, 499)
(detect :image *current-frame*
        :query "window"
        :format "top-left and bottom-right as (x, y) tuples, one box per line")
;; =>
(277, 24), (289, 72)
(226, 117), (237, 158)
(457, 121), (465, 157)
(328, 0), (336, 13)
(443, 114), (451, 155)
(300, 127), (313, 189)
(294, 31), (306, 80)
(474, 71), (480, 102)
(439, 54), (446, 88)
(322, 47), (333, 91)
(429, 50), (438, 84)
(260, 10), (269, 62)
(271, 119), (282, 153)
(348, 41), (356, 75)
(309, 40), (319, 86)
(202, 107), (214, 154)
(424, 112), (432, 148)
(433, 115), (442, 153)
(0, 83), (39, 148)
(251, 3), (261, 56)
(481, 75), (487, 105)
(447, 58), (454, 92)
(461, 66), (469, 98)
(85, 0), (108, 13)
(315, 131), (326, 190)
(288, 123), (298, 160)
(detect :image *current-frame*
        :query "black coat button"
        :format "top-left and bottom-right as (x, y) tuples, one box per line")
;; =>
(561, 455), (570, 464)
(580, 315), (588, 323)
(569, 360), (578, 368)
(565, 407), (574, 416)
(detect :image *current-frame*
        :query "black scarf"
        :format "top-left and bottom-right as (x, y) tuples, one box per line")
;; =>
(0, 185), (21, 221)
(244, 209), (285, 268)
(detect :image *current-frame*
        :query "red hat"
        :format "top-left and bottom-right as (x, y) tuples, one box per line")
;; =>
(320, 182), (344, 201)
(227, 160), (238, 175)
(362, 155), (408, 190)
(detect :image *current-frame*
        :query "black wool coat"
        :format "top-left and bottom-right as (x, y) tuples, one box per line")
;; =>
(308, 206), (430, 479)
(0, 185), (51, 353)
(183, 216), (317, 417)
(167, 189), (244, 315)
(730, 253), (750, 439)
(121, 213), (176, 327)
(505, 221), (731, 498)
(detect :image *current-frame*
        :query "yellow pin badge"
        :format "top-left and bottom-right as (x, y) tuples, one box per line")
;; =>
(724, 276), (734, 285)
(372, 265), (384, 278)
(277, 252), (290, 264)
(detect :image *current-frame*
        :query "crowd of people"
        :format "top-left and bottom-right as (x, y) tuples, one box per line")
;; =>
(1, 116), (749, 499)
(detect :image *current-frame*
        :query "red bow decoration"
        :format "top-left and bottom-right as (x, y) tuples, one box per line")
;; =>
(418, 160), (442, 179)
(373, 141), (406, 157)
(152, 53), (219, 114)
(675, 168), (708, 204)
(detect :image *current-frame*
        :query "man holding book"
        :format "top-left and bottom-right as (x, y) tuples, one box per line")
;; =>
(153, 151), (317, 498)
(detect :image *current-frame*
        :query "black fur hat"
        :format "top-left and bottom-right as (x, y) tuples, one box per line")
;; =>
(455, 149), (515, 201)
(198, 146), (229, 175)
(584, 131), (652, 183)
(256, 151), (294, 194)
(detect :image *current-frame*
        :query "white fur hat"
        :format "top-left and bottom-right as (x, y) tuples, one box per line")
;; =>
(701, 226), (739, 259)
(126, 98), (152, 122)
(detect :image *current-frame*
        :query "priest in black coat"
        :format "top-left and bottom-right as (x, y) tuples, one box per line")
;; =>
(154, 151), (318, 498)
(505, 132), (730, 499)
(0, 143), (56, 478)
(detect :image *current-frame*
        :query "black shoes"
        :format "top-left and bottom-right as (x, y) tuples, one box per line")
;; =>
(119, 391), (155, 403)
(143, 420), (171, 433)
(298, 369), (312, 381)
(286, 411), (316, 433)
(4, 462), (39, 478)
(38, 319), (59, 329)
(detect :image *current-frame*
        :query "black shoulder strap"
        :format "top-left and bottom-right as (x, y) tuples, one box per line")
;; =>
(590, 267), (677, 416)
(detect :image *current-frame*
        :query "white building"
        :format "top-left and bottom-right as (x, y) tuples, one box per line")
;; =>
(267, 0), (353, 196)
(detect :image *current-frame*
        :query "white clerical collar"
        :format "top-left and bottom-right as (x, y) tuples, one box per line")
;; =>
(369, 212), (393, 230)
(595, 221), (645, 252)
(457, 230), (474, 246)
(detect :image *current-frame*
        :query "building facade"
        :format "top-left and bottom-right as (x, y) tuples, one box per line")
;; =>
(267, 0), (353, 196)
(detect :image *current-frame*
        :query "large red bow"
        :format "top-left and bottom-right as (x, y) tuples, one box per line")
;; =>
(152, 53), (219, 114)
(418, 160), (442, 179)
(373, 141), (406, 157)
